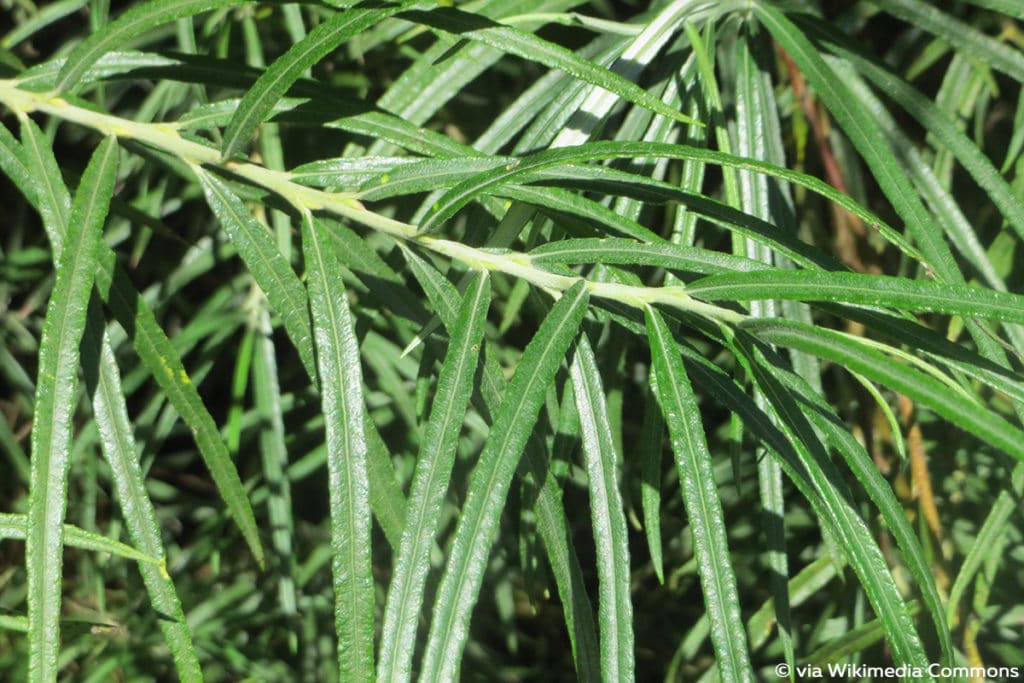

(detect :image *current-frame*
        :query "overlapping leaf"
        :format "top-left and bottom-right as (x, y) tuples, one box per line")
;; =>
(377, 272), (489, 683)
(27, 136), (117, 681)
(420, 281), (589, 682)
(645, 307), (752, 682)
(222, 2), (406, 159)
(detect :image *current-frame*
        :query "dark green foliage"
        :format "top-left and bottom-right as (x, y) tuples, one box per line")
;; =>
(1, 1), (1022, 681)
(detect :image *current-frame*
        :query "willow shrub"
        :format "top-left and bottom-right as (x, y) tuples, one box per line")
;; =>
(1, 0), (1023, 681)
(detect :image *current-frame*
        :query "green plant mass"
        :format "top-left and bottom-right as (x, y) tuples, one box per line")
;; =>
(2, 0), (1024, 680)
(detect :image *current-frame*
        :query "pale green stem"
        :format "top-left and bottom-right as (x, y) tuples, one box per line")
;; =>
(0, 79), (745, 325)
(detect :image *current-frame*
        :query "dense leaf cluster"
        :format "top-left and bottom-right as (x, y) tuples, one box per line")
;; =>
(1, 0), (1022, 680)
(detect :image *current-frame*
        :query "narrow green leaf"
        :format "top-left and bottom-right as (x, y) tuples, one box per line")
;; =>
(520, 445), (602, 680)
(197, 169), (317, 382)
(824, 305), (1024, 408)
(870, 0), (1024, 83)
(0, 122), (39, 208)
(688, 270), (1024, 324)
(361, 332), (422, 435)
(754, 338), (954, 664)
(172, 88), (470, 157)
(569, 334), (634, 683)
(682, 555), (844, 678)
(364, 416), (408, 552)
(27, 135), (117, 682)
(93, 252), (265, 568)
(377, 271), (490, 683)
(251, 309), (297, 618)
(22, 121), (202, 681)
(754, 4), (955, 282)
(729, 333), (932, 672)
(290, 156), (419, 188)
(520, 180), (847, 272)
(15, 50), (182, 92)
(0, 513), (159, 565)
(420, 280), (589, 683)
(301, 211), (374, 681)
(747, 555), (840, 651)
(1, 0), (88, 50)
(639, 388), (664, 584)
(226, 326), (256, 455)
(730, 23), (797, 674)
(645, 307), (752, 682)
(403, 247), (600, 679)
(54, 0), (253, 93)
(222, 3), (405, 160)
(324, 109), (476, 159)
(358, 157), (506, 200)
(504, 185), (662, 243)
(743, 318), (1024, 465)
(79, 297), (202, 680)
(804, 601), (922, 667)
(417, 141), (906, 255)
(0, 616), (28, 633)
(399, 6), (699, 129)
(0, 402), (30, 484)
(532, 237), (770, 275)
(19, 118), (71, 252)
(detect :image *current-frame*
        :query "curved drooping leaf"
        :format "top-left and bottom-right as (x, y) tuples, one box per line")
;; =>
(94, 250), (266, 568)
(79, 297), (203, 680)
(55, 0), (254, 93)
(222, 3), (406, 160)
(869, 0), (1024, 83)
(748, 337), (954, 664)
(688, 270), (1024, 324)
(417, 141), (907, 253)
(729, 334), (932, 673)
(743, 318), (1024, 465)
